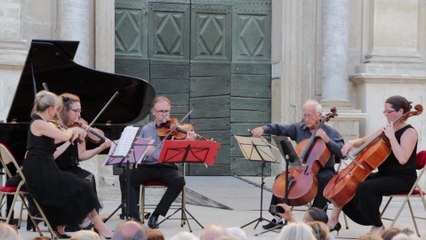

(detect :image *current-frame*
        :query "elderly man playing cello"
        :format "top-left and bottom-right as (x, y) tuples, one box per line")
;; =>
(251, 99), (344, 230)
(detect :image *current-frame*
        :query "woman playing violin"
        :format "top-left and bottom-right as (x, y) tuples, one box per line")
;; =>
(55, 93), (112, 192)
(125, 96), (197, 228)
(23, 90), (112, 238)
(328, 95), (418, 235)
(251, 100), (345, 230)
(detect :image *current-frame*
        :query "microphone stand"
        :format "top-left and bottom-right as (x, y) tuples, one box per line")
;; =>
(255, 140), (294, 236)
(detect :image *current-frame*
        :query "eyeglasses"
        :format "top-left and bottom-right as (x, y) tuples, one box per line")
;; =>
(154, 109), (170, 113)
(383, 109), (396, 114)
(69, 109), (82, 114)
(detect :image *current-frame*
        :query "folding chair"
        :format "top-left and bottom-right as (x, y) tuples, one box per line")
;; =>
(0, 143), (58, 238)
(139, 180), (183, 224)
(380, 150), (426, 237)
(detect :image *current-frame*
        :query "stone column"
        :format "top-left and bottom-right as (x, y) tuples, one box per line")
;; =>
(321, 0), (350, 106)
(56, 0), (94, 67)
(0, 0), (27, 121)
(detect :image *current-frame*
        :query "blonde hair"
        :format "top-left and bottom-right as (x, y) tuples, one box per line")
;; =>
(276, 222), (316, 240)
(70, 230), (101, 240)
(31, 90), (60, 117)
(0, 222), (21, 240)
(307, 221), (330, 240)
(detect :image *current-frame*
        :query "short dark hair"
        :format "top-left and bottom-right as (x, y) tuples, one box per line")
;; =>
(305, 207), (328, 224)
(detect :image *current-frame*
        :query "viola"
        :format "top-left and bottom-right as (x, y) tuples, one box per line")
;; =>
(157, 118), (205, 140)
(72, 118), (109, 143)
(272, 107), (338, 206)
(323, 104), (423, 207)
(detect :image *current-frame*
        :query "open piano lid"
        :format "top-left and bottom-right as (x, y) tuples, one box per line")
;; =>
(7, 39), (155, 124)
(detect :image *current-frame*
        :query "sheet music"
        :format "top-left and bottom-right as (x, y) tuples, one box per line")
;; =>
(234, 136), (277, 162)
(112, 126), (140, 157)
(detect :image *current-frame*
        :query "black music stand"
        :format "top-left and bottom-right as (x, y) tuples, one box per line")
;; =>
(155, 139), (220, 231)
(255, 137), (300, 236)
(103, 126), (153, 222)
(234, 136), (277, 230)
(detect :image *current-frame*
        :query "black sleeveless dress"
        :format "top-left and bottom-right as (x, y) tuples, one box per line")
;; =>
(342, 124), (417, 226)
(23, 115), (101, 228)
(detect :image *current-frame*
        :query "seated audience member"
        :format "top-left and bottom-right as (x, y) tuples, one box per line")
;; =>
(226, 227), (247, 240)
(71, 230), (101, 240)
(200, 225), (228, 240)
(381, 227), (402, 240)
(112, 220), (148, 240)
(147, 229), (165, 240)
(276, 222), (316, 240)
(170, 231), (198, 240)
(357, 234), (383, 240)
(307, 221), (331, 240)
(277, 203), (329, 224)
(0, 223), (21, 240)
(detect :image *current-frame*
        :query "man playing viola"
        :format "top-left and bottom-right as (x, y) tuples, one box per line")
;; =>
(251, 100), (344, 230)
(126, 96), (197, 229)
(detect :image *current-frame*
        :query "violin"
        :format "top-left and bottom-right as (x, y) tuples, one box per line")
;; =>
(272, 107), (338, 206)
(157, 118), (205, 140)
(323, 104), (423, 207)
(71, 118), (109, 143)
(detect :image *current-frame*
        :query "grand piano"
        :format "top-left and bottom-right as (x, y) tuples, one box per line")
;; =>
(0, 39), (156, 165)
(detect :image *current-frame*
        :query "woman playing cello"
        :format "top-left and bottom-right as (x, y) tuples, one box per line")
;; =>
(327, 95), (419, 235)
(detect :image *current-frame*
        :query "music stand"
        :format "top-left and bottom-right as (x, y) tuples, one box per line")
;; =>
(155, 139), (220, 231)
(103, 126), (154, 222)
(234, 136), (277, 230)
(255, 137), (300, 236)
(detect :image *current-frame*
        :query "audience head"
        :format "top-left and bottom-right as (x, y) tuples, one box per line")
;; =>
(70, 230), (101, 240)
(381, 227), (402, 240)
(303, 207), (329, 223)
(226, 227), (247, 240)
(200, 225), (228, 240)
(0, 223), (21, 240)
(276, 222), (316, 240)
(147, 229), (165, 240)
(170, 231), (198, 240)
(357, 234), (383, 240)
(307, 221), (330, 240)
(112, 221), (148, 240)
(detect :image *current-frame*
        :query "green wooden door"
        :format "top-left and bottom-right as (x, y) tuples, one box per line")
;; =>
(115, 0), (271, 176)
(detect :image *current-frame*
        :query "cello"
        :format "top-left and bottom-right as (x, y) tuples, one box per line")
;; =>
(272, 107), (338, 206)
(323, 104), (423, 208)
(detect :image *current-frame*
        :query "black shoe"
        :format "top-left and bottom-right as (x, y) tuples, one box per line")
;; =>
(329, 222), (342, 234)
(262, 219), (283, 230)
(54, 231), (71, 239)
(148, 215), (159, 229)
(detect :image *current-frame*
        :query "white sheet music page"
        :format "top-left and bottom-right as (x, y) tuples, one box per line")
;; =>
(112, 126), (139, 157)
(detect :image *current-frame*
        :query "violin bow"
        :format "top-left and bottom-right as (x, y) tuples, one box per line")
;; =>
(85, 91), (119, 131)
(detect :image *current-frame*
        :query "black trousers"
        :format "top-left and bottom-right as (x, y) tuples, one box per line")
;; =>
(121, 164), (185, 220)
(342, 172), (415, 227)
(268, 167), (335, 215)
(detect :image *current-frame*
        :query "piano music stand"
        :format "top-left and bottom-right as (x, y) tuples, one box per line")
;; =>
(155, 139), (220, 231)
(103, 126), (153, 222)
(234, 136), (277, 230)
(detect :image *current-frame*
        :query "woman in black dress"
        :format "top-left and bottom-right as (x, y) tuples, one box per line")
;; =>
(327, 95), (418, 235)
(55, 93), (111, 194)
(23, 90), (113, 238)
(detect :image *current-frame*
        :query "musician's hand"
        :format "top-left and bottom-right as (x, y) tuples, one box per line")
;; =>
(276, 203), (296, 223)
(341, 142), (354, 156)
(186, 130), (197, 140)
(383, 122), (395, 139)
(146, 145), (155, 156)
(315, 129), (330, 143)
(251, 127), (264, 137)
(71, 127), (86, 142)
